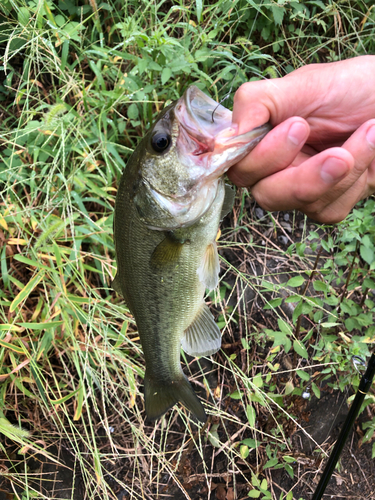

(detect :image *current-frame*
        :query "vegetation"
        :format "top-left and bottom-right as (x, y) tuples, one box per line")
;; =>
(0, 1), (374, 499)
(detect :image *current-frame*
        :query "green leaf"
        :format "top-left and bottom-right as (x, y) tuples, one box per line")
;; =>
(161, 67), (172, 85)
(230, 390), (242, 399)
(292, 300), (303, 324)
(285, 295), (301, 303)
(284, 463), (294, 479)
(17, 321), (63, 330)
(208, 424), (220, 447)
(321, 322), (340, 328)
(30, 360), (48, 405)
(360, 244), (374, 265)
(0, 340), (25, 354)
(361, 234), (373, 248)
(50, 386), (82, 405)
(195, 0), (203, 22)
(0, 417), (30, 441)
(240, 445), (249, 459)
(246, 404), (256, 427)
(264, 457), (278, 469)
(278, 319), (292, 335)
(293, 340), (308, 359)
(0, 324), (22, 332)
(263, 297), (282, 310)
(127, 103), (139, 120)
(248, 490), (261, 498)
(10, 271), (45, 312)
(296, 370), (310, 381)
(363, 278), (375, 289)
(312, 382), (321, 399)
(13, 255), (51, 272)
(271, 5), (285, 26)
(313, 280), (329, 292)
(148, 61), (162, 71)
(18, 7), (30, 26)
(252, 373), (263, 388)
(286, 276), (305, 288)
(242, 438), (258, 448)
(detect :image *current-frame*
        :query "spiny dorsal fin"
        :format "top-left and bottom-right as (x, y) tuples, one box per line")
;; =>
(220, 183), (236, 220)
(181, 302), (221, 357)
(196, 241), (220, 291)
(150, 233), (185, 270)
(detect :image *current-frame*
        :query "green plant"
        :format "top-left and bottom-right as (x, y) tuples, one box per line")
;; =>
(0, 1), (374, 498)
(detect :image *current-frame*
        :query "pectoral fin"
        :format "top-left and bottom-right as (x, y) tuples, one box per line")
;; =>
(220, 183), (235, 220)
(151, 233), (185, 269)
(181, 303), (221, 357)
(196, 241), (220, 291)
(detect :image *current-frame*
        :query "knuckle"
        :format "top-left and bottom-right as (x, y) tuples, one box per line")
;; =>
(233, 83), (252, 104)
(252, 190), (276, 212)
(305, 205), (349, 224)
(293, 185), (317, 205)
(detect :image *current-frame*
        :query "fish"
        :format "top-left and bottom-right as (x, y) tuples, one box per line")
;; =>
(112, 85), (270, 423)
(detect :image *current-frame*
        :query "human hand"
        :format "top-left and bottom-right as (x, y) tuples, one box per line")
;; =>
(228, 56), (375, 223)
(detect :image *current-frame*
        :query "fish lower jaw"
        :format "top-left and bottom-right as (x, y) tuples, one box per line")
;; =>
(145, 182), (219, 230)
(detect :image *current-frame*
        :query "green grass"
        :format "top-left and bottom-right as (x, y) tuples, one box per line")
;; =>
(1, 1), (375, 499)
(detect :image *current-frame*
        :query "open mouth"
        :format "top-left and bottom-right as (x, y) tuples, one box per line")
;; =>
(175, 86), (235, 153)
(175, 85), (271, 168)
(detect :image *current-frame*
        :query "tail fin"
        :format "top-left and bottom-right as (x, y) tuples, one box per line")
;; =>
(144, 372), (207, 423)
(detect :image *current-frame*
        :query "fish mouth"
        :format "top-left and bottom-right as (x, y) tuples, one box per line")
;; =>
(175, 85), (271, 172)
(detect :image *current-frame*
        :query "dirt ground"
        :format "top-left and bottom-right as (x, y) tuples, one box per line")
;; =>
(1, 205), (374, 500)
(1, 389), (373, 499)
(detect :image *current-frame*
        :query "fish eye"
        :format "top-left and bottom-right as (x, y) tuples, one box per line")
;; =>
(151, 132), (171, 153)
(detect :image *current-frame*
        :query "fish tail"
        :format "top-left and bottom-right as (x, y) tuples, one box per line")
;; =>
(144, 371), (207, 423)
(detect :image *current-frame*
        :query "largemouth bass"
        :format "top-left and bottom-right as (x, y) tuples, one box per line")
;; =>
(113, 86), (270, 423)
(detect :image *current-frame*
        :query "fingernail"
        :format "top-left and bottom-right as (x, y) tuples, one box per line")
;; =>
(288, 121), (308, 146)
(366, 125), (375, 148)
(321, 157), (348, 184)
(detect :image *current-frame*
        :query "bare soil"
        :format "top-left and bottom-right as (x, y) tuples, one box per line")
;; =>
(1, 203), (374, 500)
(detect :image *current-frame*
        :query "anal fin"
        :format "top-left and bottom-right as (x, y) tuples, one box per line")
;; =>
(181, 303), (221, 357)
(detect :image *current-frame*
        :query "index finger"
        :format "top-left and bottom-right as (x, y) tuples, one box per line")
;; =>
(232, 80), (276, 133)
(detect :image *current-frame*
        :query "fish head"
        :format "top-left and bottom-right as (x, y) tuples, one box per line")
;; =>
(133, 85), (271, 230)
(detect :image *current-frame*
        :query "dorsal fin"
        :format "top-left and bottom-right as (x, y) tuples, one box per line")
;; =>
(181, 302), (221, 357)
